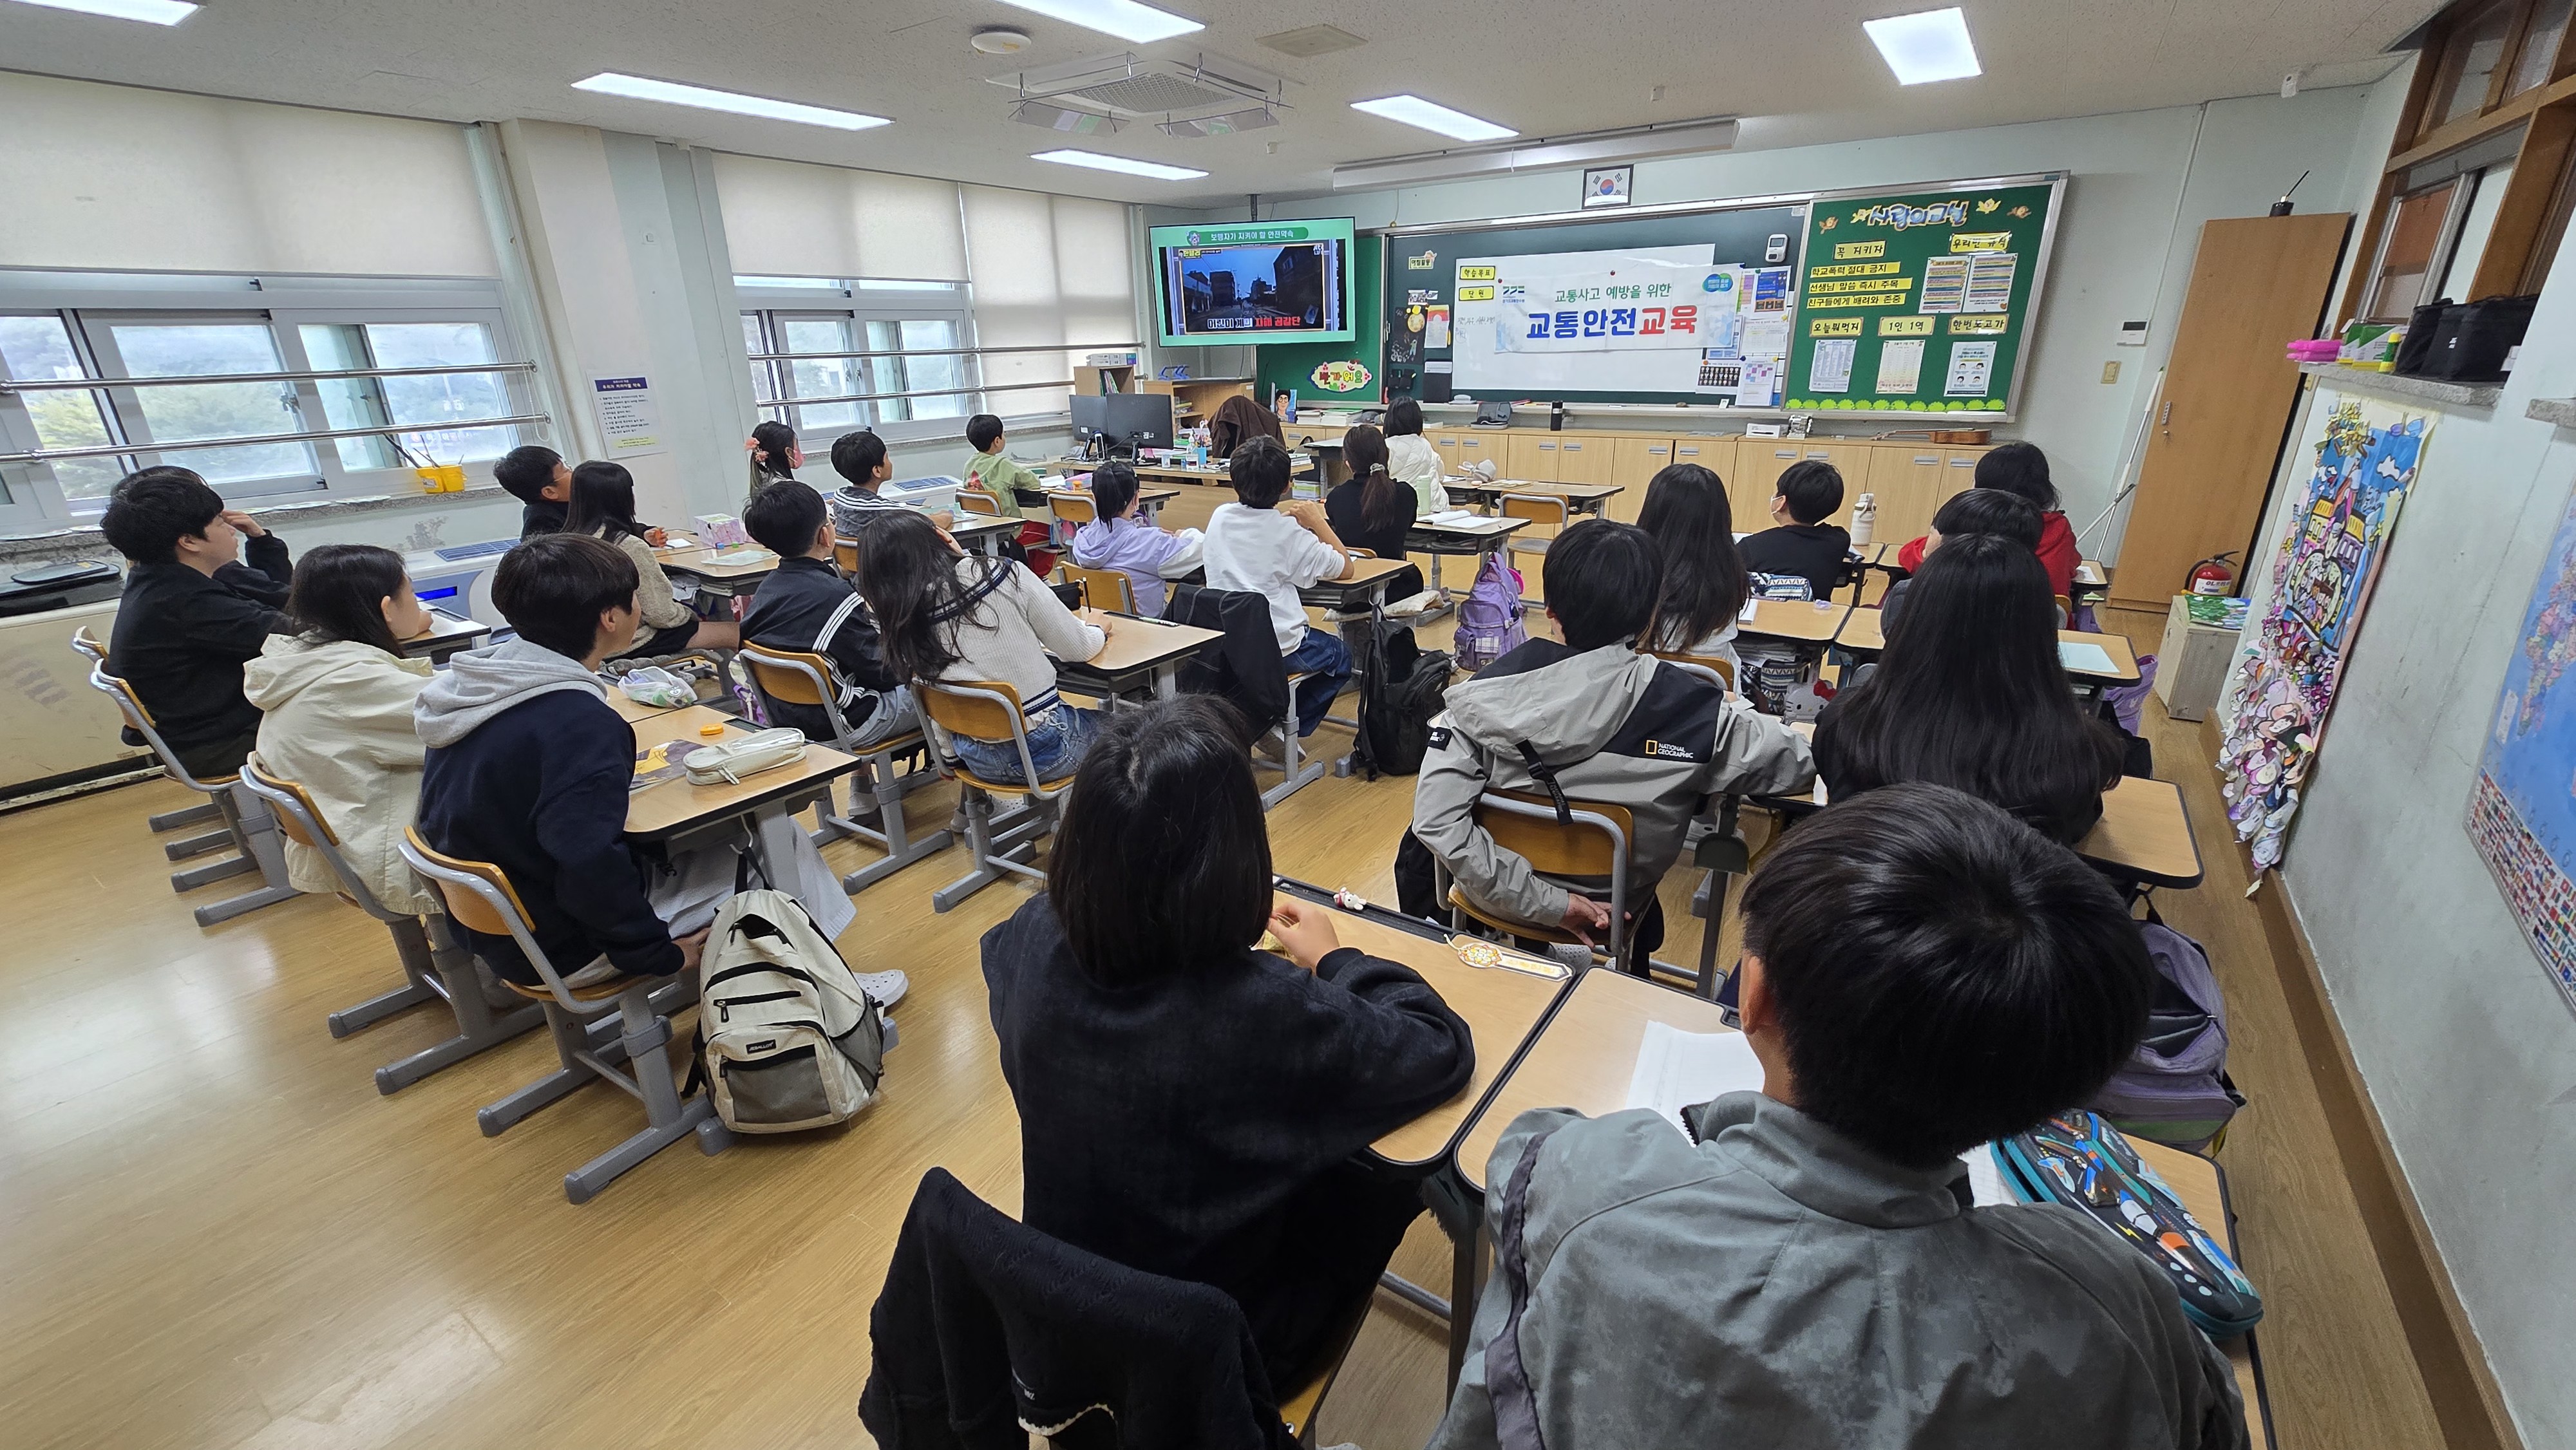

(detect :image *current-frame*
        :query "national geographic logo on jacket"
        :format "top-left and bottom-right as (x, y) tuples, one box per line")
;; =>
(1640, 739), (1702, 762)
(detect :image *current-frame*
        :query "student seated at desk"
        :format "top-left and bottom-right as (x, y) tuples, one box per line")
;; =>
(1633, 462), (1750, 679)
(1431, 784), (2242, 1450)
(744, 419), (801, 508)
(961, 412), (1043, 520)
(1203, 437), (1358, 740)
(1815, 534), (2124, 844)
(1208, 391), (1284, 459)
(415, 535), (875, 992)
(1413, 520), (1812, 961)
(1321, 426), (1425, 600)
(493, 444), (572, 540)
(1067, 460), (1204, 617)
(242, 544), (439, 914)
(100, 466), (296, 778)
(1381, 396), (1448, 514)
(1895, 440), (2080, 598)
(565, 460), (739, 658)
(1879, 486), (2045, 633)
(826, 428), (954, 539)
(739, 480), (917, 748)
(1736, 459), (1852, 600)
(981, 696), (1473, 1392)
(858, 509), (1110, 785)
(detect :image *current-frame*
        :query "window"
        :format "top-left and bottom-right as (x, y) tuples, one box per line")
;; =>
(2430, 0), (2521, 131)
(0, 274), (541, 532)
(2512, 0), (2575, 94)
(738, 277), (983, 444)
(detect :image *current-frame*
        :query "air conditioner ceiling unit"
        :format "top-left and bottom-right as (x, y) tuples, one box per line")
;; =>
(989, 50), (1288, 120)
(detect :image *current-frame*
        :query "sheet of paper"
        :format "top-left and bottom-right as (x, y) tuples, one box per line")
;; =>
(1962, 1144), (2016, 1206)
(1425, 305), (1452, 350)
(1875, 339), (1925, 395)
(1965, 252), (2018, 314)
(1739, 597), (1762, 623)
(1739, 315), (1791, 361)
(1738, 359), (1781, 407)
(1625, 1021), (1766, 1131)
(1945, 340), (1998, 397)
(1918, 256), (1969, 314)
(1810, 337), (1855, 393)
(2059, 639), (2119, 674)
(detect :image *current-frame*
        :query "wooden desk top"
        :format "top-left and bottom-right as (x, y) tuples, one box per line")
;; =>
(1409, 514), (1531, 540)
(2081, 777), (2204, 887)
(1832, 610), (2143, 682)
(1293, 894), (1573, 1168)
(1739, 597), (1852, 643)
(656, 545), (779, 580)
(1045, 484), (1180, 504)
(399, 608), (489, 655)
(947, 514), (1021, 541)
(609, 691), (689, 724)
(2074, 559), (2108, 587)
(624, 706), (858, 839)
(1070, 607), (1220, 672)
(1449, 480), (1624, 504)
(1448, 965), (2264, 1444)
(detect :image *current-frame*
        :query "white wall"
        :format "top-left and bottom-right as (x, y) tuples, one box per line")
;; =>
(2221, 226), (2576, 1449)
(1210, 81), (2409, 563)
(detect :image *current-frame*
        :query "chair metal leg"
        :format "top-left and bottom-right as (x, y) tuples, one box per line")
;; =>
(171, 852), (258, 892)
(371, 919), (545, 1094)
(560, 988), (725, 1205)
(327, 916), (441, 1037)
(183, 789), (299, 927)
(163, 827), (236, 862)
(932, 787), (1048, 912)
(477, 1002), (607, 1136)
(149, 800), (222, 832)
(1695, 871), (1728, 1003)
(839, 753), (954, 893)
(1258, 715), (1326, 811)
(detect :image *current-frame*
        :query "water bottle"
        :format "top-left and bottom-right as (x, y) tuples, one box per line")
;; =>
(1850, 492), (1877, 547)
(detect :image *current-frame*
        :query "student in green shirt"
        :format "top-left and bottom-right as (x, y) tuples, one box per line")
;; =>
(963, 413), (1044, 520)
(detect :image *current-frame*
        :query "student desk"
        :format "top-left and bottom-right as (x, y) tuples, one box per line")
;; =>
(1448, 966), (2272, 1447)
(2075, 558), (2109, 588)
(398, 607), (490, 664)
(1405, 513), (1530, 596)
(1041, 484), (1179, 527)
(947, 514), (1022, 558)
(1833, 608), (2145, 684)
(1736, 596), (1853, 645)
(1052, 607), (1220, 704)
(1441, 479), (1622, 518)
(625, 705), (862, 863)
(1054, 454), (1319, 486)
(655, 545), (780, 600)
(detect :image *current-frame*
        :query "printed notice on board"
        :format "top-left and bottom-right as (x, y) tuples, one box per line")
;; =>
(1945, 341), (1998, 397)
(592, 376), (665, 457)
(1918, 256), (1969, 314)
(1810, 338), (1855, 394)
(1876, 339), (1925, 395)
(1965, 253), (2018, 314)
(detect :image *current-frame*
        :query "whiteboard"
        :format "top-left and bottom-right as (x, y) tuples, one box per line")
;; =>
(1450, 243), (1795, 404)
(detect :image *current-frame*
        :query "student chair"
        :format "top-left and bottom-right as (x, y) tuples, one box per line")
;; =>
(1058, 563), (1137, 615)
(1046, 492), (1097, 552)
(1647, 648), (1738, 692)
(833, 538), (863, 580)
(1501, 493), (1572, 608)
(1437, 788), (1640, 976)
(738, 644), (952, 892)
(399, 827), (728, 1203)
(75, 636), (299, 928)
(914, 678), (1079, 913)
(958, 491), (1006, 518)
(238, 758), (544, 1090)
(69, 628), (232, 851)
(1166, 583), (1328, 811)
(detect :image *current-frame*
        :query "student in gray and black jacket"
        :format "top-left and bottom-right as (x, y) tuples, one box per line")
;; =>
(1429, 784), (2247, 1450)
(1410, 519), (1813, 957)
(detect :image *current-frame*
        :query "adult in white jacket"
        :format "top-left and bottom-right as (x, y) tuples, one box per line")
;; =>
(241, 543), (440, 915)
(1383, 397), (1448, 515)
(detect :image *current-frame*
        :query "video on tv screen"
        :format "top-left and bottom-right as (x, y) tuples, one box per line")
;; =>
(1151, 219), (1356, 347)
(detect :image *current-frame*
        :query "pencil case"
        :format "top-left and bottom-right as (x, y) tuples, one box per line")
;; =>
(683, 728), (809, 785)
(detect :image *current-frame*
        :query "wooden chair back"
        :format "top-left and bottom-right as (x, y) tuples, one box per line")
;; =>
(741, 645), (837, 708)
(1649, 649), (1737, 690)
(2054, 594), (2074, 626)
(958, 491), (1005, 518)
(1477, 789), (1634, 878)
(242, 757), (336, 847)
(916, 677), (1028, 745)
(400, 826), (535, 940)
(1048, 493), (1097, 526)
(833, 539), (862, 578)
(1059, 564), (1135, 614)
(1501, 493), (1570, 526)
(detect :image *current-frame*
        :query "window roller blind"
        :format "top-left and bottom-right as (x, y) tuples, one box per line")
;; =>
(712, 153), (970, 282)
(962, 186), (1135, 415)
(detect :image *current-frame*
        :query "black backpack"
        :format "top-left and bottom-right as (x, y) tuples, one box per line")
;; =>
(1352, 619), (1452, 778)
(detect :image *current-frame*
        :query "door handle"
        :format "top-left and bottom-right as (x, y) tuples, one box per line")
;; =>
(2158, 400), (2173, 438)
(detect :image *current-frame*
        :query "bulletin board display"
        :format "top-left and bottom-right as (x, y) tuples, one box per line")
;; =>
(1256, 234), (1386, 407)
(1370, 204), (1808, 408)
(1782, 176), (2065, 419)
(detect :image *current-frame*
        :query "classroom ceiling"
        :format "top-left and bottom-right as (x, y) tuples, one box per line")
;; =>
(1, 0), (2436, 210)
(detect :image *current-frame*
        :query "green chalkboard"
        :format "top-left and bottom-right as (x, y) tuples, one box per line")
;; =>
(1783, 178), (2063, 419)
(1256, 235), (1385, 406)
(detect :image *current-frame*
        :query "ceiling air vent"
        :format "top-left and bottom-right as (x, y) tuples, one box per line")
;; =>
(1258, 24), (1367, 59)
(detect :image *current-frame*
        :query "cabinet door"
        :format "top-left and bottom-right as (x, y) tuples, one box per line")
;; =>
(1863, 446), (1949, 548)
(1553, 435), (1613, 486)
(1792, 442), (1877, 529)
(1939, 449), (1987, 521)
(1669, 437), (1737, 486)
(1451, 432), (1497, 471)
(1506, 432), (1563, 483)
(1607, 437), (1674, 522)
(1430, 432), (1464, 470)
(1734, 440), (1806, 526)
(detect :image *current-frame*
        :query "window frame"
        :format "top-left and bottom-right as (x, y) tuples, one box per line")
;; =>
(737, 278), (990, 446)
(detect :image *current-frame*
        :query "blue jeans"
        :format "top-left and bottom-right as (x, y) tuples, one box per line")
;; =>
(951, 704), (1104, 785)
(1283, 628), (1352, 739)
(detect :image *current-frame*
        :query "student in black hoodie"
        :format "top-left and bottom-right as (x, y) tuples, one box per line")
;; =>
(738, 480), (916, 747)
(99, 467), (295, 777)
(981, 696), (1474, 1392)
(493, 444), (572, 539)
(1736, 459), (1852, 599)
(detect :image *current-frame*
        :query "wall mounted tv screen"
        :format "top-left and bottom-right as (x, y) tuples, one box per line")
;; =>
(1150, 218), (1356, 348)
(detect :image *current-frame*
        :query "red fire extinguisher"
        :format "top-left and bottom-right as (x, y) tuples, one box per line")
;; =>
(2188, 552), (2238, 596)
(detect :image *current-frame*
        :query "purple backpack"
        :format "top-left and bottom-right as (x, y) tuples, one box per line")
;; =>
(1452, 551), (1528, 672)
(2089, 916), (2242, 1152)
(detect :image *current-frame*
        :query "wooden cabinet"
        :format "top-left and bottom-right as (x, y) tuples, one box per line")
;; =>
(1790, 442), (1876, 530)
(1506, 433), (1564, 483)
(1733, 440), (1807, 527)
(1430, 432), (1465, 470)
(1450, 431), (1499, 472)
(1862, 446), (1949, 547)
(1608, 437), (1676, 522)
(1553, 435), (1614, 486)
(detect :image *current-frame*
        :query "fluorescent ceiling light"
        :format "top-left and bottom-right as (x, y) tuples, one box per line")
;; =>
(1031, 149), (1208, 180)
(994, 0), (1203, 44)
(1349, 95), (1516, 143)
(1862, 7), (1982, 85)
(571, 73), (889, 131)
(9, 0), (198, 23)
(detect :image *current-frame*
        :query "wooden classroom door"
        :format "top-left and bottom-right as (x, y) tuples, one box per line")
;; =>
(2110, 213), (2350, 610)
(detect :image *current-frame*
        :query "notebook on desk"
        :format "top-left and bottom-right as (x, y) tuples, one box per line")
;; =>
(2060, 640), (2119, 674)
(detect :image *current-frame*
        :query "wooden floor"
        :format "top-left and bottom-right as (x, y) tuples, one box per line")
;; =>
(0, 602), (2448, 1450)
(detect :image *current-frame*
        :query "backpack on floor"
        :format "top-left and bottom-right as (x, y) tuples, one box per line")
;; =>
(1355, 619), (1454, 778)
(1452, 552), (1528, 672)
(1994, 1110), (2264, 1338)
(692, 887), (891, 1133)
(2089, 913), (2243, 1151)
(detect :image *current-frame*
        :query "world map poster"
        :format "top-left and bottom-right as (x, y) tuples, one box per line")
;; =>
(2468, 478), (2576, 1015)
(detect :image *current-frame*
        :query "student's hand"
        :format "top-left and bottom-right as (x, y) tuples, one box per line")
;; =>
(1558, 896), (1612, 945)
(645, 526), (670, 549)
(1267, 898), (1340, 972)
(674, 927), (713, 974)
(219, 509), (267, 539)
(1282, 499), (1329, 530)
(934, 526), (964, 556)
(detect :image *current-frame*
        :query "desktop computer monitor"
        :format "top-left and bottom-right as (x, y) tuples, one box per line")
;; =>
(1102, 392), (1174, 453)
(1068, 393), (1110, 449)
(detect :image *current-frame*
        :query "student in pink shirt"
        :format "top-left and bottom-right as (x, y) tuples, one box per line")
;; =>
(1068, 462), (1205, 617)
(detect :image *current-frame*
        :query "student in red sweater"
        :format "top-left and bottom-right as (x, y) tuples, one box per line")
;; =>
(1894, 440), (2079, 598)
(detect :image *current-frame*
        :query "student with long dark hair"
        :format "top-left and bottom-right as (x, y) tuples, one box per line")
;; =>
(242, 544), (440, 914)
(1068, 460), (1204, 616)
(857, 509), (1110, 784)
(981, 696), (1474, 1391)
(564, 460), (739, 656)
(1323, 425), (1426, 601)
(1879, 486), (2044, 633)
(744, 419), (800, 505)
(495, 445), (573, 539)
(1812, 533), (2125, 843)
(1893, 441), (2081, 597)
(1208, 391), (1285, 459)
(1381, 396), (1446, 514)
(1634, 463), (1752, 676)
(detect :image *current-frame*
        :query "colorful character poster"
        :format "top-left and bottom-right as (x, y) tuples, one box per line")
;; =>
(2217, 393), (2434, 869)
(2467, 480), (2576, 1013)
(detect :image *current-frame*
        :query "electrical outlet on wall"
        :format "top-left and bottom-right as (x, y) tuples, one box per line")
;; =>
(2101, 361), (2122, 384)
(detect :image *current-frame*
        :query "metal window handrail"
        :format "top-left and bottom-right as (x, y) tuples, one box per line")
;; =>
(746, 341), (1137, 364)
(756, 380), (1076, 410)
(0, 360), (542, 393)
(0, 412), (551, 465)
